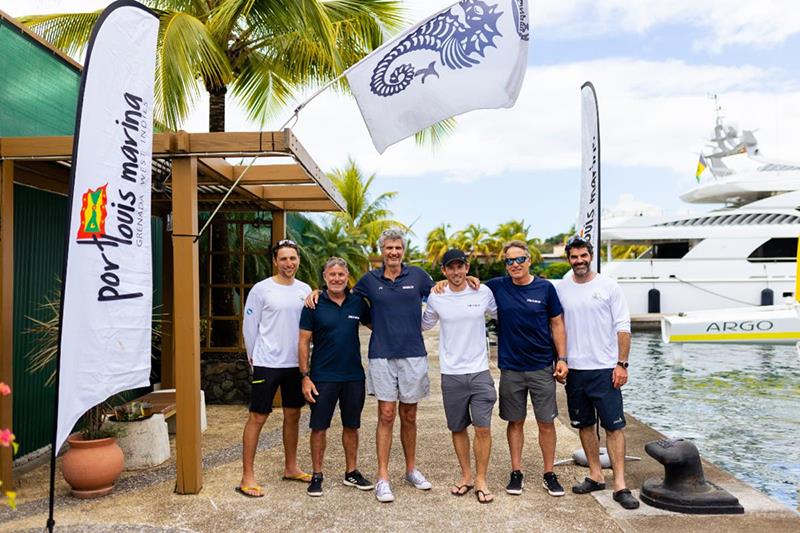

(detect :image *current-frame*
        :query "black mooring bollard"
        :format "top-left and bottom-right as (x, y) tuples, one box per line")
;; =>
(761, 288), (774, 306)
(640, 439), (744, 514)
(648, 288), (660, 314)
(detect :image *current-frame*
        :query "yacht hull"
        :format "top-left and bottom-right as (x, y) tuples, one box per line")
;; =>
(661, 304), (800, 345)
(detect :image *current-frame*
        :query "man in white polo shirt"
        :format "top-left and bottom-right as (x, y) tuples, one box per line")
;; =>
(238, 239), (312, 498)
(555, 236), (639, 510)
(422, 249), (498, 504)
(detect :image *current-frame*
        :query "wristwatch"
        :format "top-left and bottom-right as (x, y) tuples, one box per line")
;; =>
(300, 371), (311, 378)
(557, 357), (568, 364)
(616, 361), (629, 369)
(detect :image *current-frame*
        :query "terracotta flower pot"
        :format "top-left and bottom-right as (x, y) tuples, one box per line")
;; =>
(62, 433), (124, 499)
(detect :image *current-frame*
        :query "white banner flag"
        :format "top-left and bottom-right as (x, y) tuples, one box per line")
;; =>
(347, 0), (530, 153)
(56, 0), (158, 453)
(578, 81), (600, 273)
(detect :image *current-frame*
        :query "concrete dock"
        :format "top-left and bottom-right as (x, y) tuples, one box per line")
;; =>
(1, 326), (798, 531)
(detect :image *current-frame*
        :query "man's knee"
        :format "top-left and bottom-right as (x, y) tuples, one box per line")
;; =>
(507, 419), (525, 431)
(248, 411), (269, 426)
(474, 426), (491, 439)
(378, 403), (396, 426)
(282, 407), (301, 421)
(398, 404), (417, 425)
(536, 420), (556, 434)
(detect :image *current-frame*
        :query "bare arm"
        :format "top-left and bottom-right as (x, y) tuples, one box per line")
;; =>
(612, 331), (631, 389)
(304, 289), (321, 309)
(298, 329), (318, 403)
(550, 314), (568, 383)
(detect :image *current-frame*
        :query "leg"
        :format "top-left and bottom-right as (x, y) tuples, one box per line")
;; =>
(310, 429), (327, 473)
(506, 419), (525, 471)
(241, 411), (268, 490)
(606, 428), (627, 491)
(376, 400), (397, 480)
(579, 425), (605, 483)
(536, 421), (557, 473)
(342, 427), (359, 473)
(282, 407), (305, 477)
(473, 426), (492, 492)
(398, 402), (418, 474)
(451, 429), (473, 491)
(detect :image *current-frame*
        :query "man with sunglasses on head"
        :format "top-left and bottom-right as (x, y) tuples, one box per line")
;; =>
(555, 236), (638, 510)
(238, 239), (312, 498)
(437, 240), (568, 497)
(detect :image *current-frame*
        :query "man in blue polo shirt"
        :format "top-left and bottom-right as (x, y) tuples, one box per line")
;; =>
(298, 257), (373, 497)
(486, 240), (568, 498)
(307, 228), (434, 503)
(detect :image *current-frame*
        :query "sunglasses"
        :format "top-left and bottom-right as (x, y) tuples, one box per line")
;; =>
(504, 256), (529, 266)
(276, 239), (297, 247)
(566, 235), (589, 247)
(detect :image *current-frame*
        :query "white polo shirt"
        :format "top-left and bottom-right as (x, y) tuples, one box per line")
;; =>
(422, 284), (497, 375)
(555, 273), (631, 370)
(243, 277), (312, 368)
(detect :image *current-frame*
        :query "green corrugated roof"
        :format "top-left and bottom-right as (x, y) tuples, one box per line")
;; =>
(0, 18), (80, 136)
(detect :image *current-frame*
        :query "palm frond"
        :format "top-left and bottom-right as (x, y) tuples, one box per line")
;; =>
(414, 118), (457, 148)
(18, 12), (101, 58)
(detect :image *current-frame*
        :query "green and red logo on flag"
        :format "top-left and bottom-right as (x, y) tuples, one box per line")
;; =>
(77, 184), (108, 239)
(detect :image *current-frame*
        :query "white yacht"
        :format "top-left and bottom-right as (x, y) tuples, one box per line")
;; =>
(602, 116), (800, 315)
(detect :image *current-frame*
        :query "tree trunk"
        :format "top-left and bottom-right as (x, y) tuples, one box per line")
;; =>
(207, 86), (237, 347)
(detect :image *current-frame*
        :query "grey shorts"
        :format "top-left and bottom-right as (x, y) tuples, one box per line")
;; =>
(441, 370), (497, 432)
(499, 367), (558, 423)
(366, 356), (430, 403)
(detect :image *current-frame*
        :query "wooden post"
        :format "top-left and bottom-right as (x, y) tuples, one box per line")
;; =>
(160, 216), (174, 389)
(271, 210), (286, 247)
(172, 157), (202, 494)
(0, 161), (14, 490)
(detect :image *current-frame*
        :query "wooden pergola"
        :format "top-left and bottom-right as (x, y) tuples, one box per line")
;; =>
(0, 129), (343, 493)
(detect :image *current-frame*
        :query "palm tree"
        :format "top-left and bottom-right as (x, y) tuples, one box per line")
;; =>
(328, 158), (408, 260)
(21, 0), (405, 131)
(490, 220), (542, 263)
(425, 223), (460, 266)
(300, 217), (369, 286)
(458, 223), (491, 277)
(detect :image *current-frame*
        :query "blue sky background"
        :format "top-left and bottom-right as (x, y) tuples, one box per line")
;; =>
(5, 0), (800, 245)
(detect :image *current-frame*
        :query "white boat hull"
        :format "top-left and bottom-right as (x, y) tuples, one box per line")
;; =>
(661, 304), (800, 345)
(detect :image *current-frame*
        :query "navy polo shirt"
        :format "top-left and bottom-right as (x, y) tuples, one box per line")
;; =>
(299, 291), (371, 382)
(485, 276), (563, 372)
(353, 264), (433, 359)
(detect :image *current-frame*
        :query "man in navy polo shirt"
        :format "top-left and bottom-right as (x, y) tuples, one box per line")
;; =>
(298, 257), (373, 497)
(307, 228), (434, 503)
(486, 240), (568, 498)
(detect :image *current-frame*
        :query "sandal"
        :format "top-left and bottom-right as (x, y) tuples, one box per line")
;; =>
(235, 485), (264, 498)
(451, 484), (474, 496)
(613, 488), (640, 510)
(282, 472), (312, 483)
(475, 489), (494, 504)
(572, 477), (606, 494)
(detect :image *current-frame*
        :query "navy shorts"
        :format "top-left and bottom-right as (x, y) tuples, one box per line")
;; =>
(565, 368), (626, 431)
(249, 366), (305, 414)
(309, 380), (366, 430)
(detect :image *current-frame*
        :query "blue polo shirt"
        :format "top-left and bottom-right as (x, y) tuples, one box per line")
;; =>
(353, 264), (433, 359)
(485, 276), (563, 372)
(299, 291), (371, 382)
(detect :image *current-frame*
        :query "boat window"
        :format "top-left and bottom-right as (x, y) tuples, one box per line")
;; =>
(747, 238), (797, 262)
(652, 241), (690, 259)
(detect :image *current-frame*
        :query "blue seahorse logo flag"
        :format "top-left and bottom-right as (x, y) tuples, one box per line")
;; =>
(346, 0), (530, 153)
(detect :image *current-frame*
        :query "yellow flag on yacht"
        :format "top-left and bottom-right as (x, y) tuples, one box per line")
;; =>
(695, 154), (707, 182)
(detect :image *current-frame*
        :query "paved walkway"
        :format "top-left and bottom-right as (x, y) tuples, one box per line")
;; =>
(2, 326), (799, 532)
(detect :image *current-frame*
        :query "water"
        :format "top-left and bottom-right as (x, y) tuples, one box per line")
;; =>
(625, 333), (800, 510)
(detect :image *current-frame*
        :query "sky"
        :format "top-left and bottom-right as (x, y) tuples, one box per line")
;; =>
(4, 0), (800, 245)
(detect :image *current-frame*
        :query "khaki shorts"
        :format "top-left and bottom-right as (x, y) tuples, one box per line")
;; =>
(499, 367), (558, 423)
(366, 356), (430, 403)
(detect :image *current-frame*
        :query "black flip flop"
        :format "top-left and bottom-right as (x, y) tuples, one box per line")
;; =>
(475, 489), (494, 504)
(613, 488), (640, 509)
(572, 477), (606, 494)
(451, 484), (474, 496)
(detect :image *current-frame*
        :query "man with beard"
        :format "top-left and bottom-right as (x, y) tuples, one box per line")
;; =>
(238, 240), (312, 498)
(555, 236), (638, 510)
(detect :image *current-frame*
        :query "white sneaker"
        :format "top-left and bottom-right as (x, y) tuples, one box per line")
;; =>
(405, 469), (432, 490)
(375, 479), (395, 503)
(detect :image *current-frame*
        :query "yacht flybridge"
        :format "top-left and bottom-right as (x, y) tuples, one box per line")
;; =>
(602, 116), (800, 315)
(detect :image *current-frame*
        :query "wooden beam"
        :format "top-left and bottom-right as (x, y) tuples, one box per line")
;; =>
(283, 129), (344, 210)
(12, 162), (70, 196)
(0, 160), (14, 490)
(258, 185), (329, 201)
(172, 157), (202, 494)
(0, 133), (173, 159)
(282, 200), (340, 212)
(198, 158), (233, 182)
(160, 216), (174, 389)
(188, 132), (263, 154)
(231, 164), (312, 185)
(271, 210), (286, 245)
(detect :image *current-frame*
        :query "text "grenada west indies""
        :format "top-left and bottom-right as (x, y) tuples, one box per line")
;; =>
(77, 92), (147, 302)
